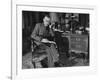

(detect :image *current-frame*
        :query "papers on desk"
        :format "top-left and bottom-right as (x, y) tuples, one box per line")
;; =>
(62, 32), (70, 35)
(65, 31), (70, 33)
(54, 29), (64, 32)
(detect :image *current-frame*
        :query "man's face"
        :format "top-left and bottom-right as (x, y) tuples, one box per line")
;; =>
(43, 16), (50, 27)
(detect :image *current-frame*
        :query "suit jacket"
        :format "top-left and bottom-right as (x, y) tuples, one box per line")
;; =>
(31, 23), (54, 45)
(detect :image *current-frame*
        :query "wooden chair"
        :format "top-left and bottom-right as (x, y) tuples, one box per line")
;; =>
(31, 38), (47, 68)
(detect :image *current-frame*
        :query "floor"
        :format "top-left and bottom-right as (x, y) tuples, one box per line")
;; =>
(22, 51), (89, 69)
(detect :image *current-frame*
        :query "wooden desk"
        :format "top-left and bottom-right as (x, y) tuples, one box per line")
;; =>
(62, 33), (89, 54)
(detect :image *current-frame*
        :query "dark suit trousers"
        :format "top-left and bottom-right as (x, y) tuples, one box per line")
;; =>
(37, 43), (59, 67)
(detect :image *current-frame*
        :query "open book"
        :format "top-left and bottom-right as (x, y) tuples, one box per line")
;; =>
(41, 39), (56, 44)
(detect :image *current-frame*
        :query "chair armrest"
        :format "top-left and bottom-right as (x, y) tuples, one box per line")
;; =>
(31, 38), (37, 52)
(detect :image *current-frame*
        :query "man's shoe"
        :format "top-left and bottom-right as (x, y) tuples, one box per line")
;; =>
(54, 62), (63, 67)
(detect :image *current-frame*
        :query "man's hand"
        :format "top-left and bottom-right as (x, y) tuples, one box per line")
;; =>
(48, 41), (56, 44)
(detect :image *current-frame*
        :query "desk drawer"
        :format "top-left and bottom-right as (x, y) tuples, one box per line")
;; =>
(70, 35), (88, 52)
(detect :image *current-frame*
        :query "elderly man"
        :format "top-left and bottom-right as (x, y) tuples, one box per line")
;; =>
(31, 15), (59, 67)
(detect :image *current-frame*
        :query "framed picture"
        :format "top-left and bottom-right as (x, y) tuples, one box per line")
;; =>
(11, 0), (97, 80)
